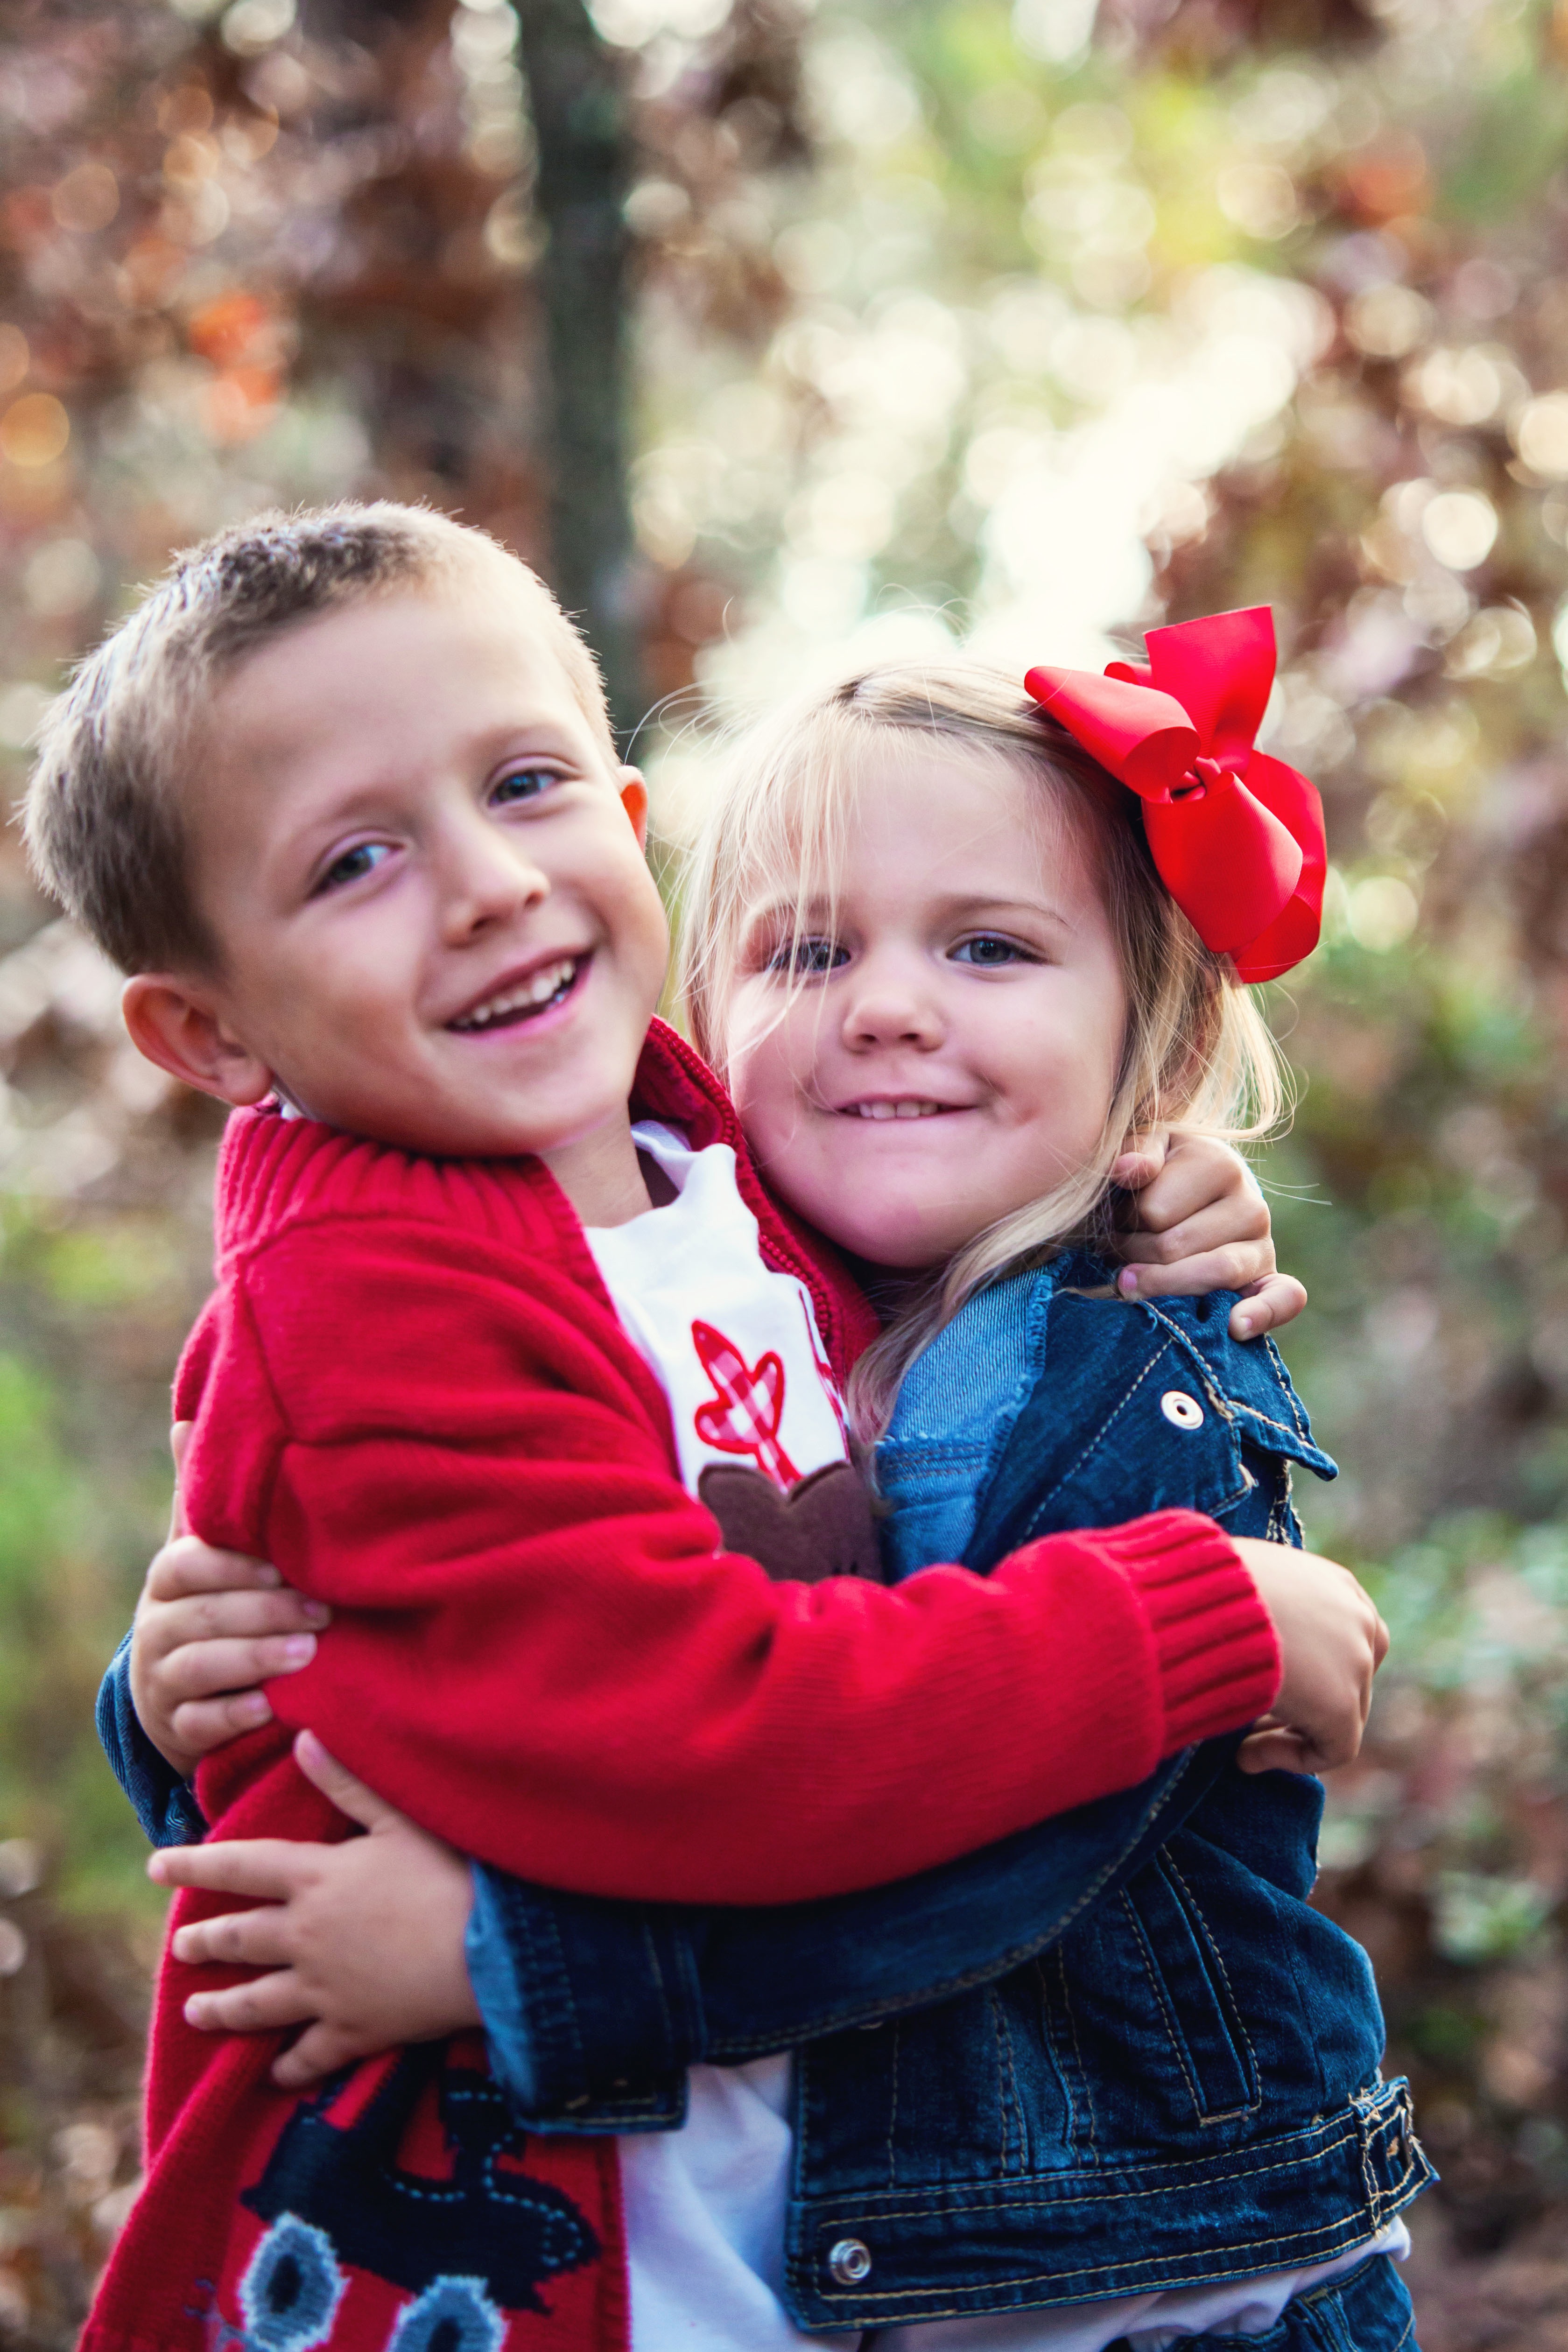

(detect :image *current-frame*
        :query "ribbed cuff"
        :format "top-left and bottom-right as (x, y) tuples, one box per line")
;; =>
(1097, 1509), (1282, 1753)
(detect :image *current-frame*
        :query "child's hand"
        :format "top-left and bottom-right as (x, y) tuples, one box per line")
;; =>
(1230, 1537), (1389, 1776)
(1110, 1133), (1306, 1342)
(148, 1729), (480, 2088)
(130, 1423), (328, 1781)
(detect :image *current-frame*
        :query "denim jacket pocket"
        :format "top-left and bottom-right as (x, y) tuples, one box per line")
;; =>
(1118, 1847), (1262, 2125)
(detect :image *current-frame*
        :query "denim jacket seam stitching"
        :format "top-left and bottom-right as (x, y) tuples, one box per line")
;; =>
(636, 1916), (678, 2072)
(1262, 1333), (1312, 1439)
(1159, 1850), (1263, 2112)
(884, 2020), (901, 2191)
(1228, 1401), (1329, 1453)
(971, 1270), (1057, 1508)
(1353, 2085), (1384, 2226)
(1209, 1465), (1258, 1524)
(991, 1987), (1025, 2174)
(669, 1922), (707, 2068)
(804, 2099), (1401, 2220)
(1119, 1885), (1210, 2125)
(513, 1884), (586, 2092)
(1020, 1350), (1173, 1536)
(1054, 1945), (1099, 2149)
(1035, 1958), (1081, 2155)
(1141, 1305), (1330, 1463)
(1266, 1464), (1296, 1543)
(1037, 1954), (1081, 2153)
(807, 2205), (1397, 2304)
(1140, 1306), (1238, 1411)
(1292, 2251), (1399, 2319)
(1132, 1863), (1264, 2124)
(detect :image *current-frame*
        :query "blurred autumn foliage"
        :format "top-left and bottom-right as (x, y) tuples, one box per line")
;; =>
(4, 0), (1568, 2342)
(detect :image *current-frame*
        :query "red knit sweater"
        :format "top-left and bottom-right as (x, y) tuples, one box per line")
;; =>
(85, 1021), (1280, 2352)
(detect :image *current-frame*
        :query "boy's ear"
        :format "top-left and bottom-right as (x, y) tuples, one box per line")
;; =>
(121, 975), (277, 1109)
(619, 768), (649, 850)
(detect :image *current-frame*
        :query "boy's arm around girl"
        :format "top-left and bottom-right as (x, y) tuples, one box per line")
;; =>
(163, 1104), (1292, 1911)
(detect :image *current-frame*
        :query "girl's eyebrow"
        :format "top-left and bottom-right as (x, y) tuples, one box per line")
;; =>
(932, 890), (1078, 932)
(739, 894), (836, 934)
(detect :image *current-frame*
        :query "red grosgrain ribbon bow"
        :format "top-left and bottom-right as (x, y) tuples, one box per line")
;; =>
(1024, 606), (1325, 982)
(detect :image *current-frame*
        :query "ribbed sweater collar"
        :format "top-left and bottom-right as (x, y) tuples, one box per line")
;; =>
(208, 1018), (880, 1378)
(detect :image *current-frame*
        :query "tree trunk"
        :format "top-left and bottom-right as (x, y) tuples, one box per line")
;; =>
(516, 0), (644, 744)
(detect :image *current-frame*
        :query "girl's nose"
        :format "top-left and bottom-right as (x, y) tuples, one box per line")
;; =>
(438, 813), (549, 944)
(841, 960), (944, 1052)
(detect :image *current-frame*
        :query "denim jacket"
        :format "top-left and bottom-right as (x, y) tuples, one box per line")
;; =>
(100, 1256), (1432, 2331)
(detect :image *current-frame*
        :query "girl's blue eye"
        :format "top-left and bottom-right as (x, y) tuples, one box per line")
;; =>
(318, 842), (393, 893)
(492, 767), (557, 807)
(766, 936), (845, 977)
(952, 934), (1030, 967)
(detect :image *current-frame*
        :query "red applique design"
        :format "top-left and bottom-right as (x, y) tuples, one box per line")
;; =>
(691, 1320), (800, 1489)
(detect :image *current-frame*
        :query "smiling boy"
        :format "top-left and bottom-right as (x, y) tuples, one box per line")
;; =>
(29, 504), (1379, 2352)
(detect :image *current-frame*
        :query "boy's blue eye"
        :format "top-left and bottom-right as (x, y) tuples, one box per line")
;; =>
(766, 936), (845, 977)
(951, 934), (1030, 967)
(317, 842), (393, 893)
(492, 767), (557, 807)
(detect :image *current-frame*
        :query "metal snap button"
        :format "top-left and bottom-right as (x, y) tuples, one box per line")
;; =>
(1160, 1390), (1204, 1430)
(827, 2237), (873, 2286)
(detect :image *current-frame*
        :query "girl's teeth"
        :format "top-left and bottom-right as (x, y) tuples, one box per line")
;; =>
(856, 1101), (941, 1119)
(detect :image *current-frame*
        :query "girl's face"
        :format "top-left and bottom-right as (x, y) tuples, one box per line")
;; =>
(723, 741), (1130, 1271)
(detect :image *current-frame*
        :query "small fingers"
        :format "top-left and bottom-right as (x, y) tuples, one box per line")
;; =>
(1110, 1142), (1169, 1194)
(273, 2022), (383, 2090)
(156, 1629), (318, 1704)
(169, 1423), (192, 1542)
(168, 1689), (274, 1757)
(145, 1535), (285, 1603)
(1228, 1274), (1309, 1341)
(1116, 1195), (1272, 1268)
(1120, 1137), (1259, 1236)
(293, 1731), (404, 1835)
(185, 1969), (316, 2036)
(155, 1587), (328, 1647)
(1236, 1727), (1314, 1775)
(1116, 1243), (1272, 1303)
(148, 1838), (311, 1901)
(173, 1905), (295, 1970)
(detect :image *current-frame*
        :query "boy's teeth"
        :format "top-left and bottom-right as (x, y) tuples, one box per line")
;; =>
(454, 959), (577, 1030)
(853, 1100), (942, 1120)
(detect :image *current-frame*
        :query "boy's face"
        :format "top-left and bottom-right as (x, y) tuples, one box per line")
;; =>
(178, 577), (669, 1167)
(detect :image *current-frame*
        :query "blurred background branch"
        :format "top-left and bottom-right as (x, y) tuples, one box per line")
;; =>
(4, 0), (1568, 2340)
(516, 0), (643, 737)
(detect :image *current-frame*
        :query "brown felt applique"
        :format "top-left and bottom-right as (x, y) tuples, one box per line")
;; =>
(698, 1459), (886, 1584)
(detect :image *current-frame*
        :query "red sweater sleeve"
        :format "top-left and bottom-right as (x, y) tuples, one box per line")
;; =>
(184, 1215), (1279, 1905)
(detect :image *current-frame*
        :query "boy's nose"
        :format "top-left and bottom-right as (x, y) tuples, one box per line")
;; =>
(439, 821), (549, 943)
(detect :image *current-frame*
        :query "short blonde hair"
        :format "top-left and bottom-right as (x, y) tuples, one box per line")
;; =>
(679, 660), (1287, 1434)
(25, 501), (615, 974)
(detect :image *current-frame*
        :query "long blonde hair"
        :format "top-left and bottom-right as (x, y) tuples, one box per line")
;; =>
(679, 660), (1288, 1437)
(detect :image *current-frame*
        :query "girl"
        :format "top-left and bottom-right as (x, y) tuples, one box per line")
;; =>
(120, 617), (1414, 2350)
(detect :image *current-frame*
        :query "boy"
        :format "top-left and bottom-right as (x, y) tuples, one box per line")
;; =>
(29, 504), (1380, 2352)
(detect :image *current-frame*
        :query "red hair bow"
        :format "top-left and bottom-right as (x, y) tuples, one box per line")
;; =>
(1024, 607), (1325, 983)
